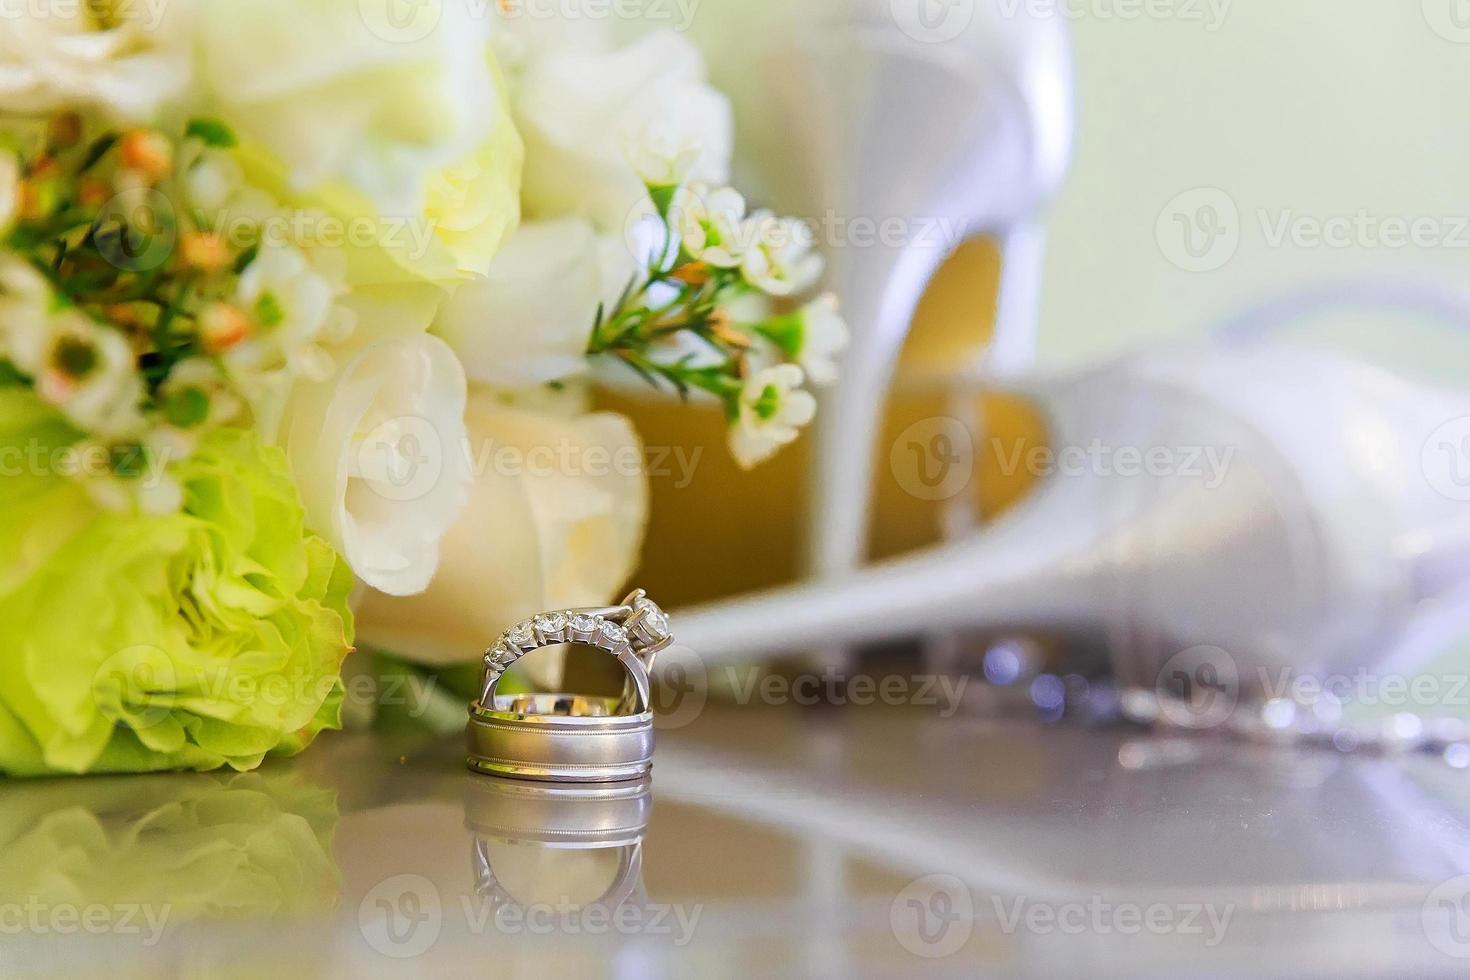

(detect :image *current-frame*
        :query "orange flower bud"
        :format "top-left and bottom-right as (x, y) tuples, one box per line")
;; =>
(29, 154), (61, 179)
(200, 303), (251, 353)
(671, 261), (711, 286)
(105, 304), (137, 325)
(119, 130), (173, 185)
(710, 316), (754, 350)
(77, 177), (112, 209)
(180, 231), (231, 272)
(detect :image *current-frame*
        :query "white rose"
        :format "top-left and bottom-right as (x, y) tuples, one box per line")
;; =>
(274, 286), (471, 596)
(355, 394), (649, 687)
(434, 217), (635, 389)
(514, 29), (732, 231)
(176, 0), (522, 283)
(0, 0), (190, 121)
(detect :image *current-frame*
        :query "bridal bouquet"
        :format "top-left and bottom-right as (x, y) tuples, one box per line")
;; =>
(0, 2), (845, 775)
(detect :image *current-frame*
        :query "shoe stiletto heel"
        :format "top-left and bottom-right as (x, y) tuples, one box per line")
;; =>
(683, 0), (1076, 666)
(668, 341), (1470, 700)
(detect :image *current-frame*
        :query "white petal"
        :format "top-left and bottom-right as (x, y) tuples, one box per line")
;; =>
(729, 422), (781, 471)
(781, 389), (819, 429)
(436, 218), (602, 389)
(517, 30), (732, 231)
(278, 300), (470, 596)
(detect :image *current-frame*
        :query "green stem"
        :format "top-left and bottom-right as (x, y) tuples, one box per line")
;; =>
(155, 275), (196, 343)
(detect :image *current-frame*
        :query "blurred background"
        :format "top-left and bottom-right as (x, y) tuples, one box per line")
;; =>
(1045, 0), (1470, 369)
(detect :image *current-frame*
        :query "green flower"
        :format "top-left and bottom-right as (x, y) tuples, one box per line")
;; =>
(0, 388), (354, 776)
(0, 772), (338, 928)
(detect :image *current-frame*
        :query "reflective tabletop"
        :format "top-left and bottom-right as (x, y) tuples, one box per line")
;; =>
(4, 704), (1470, 978)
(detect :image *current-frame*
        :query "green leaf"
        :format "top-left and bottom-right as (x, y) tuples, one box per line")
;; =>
(233, 242), (260, 275)
(77, 133), (118, 173)
(614, 352), (667, 394)
(647, 182), (679, 220)
(185, 118), (238, 149)
(754, 310), (804, 358)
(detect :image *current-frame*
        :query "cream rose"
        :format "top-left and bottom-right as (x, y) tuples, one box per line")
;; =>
(355, 393), (649, 687)
(0, 0), (190, 121)
(175, 0), (522, 284)
(273, 286), (471, 597)
(434, 216), (635, 389)
(513, 28), (732, 231)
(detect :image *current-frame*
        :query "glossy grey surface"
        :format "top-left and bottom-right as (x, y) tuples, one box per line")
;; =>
(4, 705), (1470, 978)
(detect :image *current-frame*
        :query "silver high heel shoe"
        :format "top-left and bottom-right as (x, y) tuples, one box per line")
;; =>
(669, 339), (1470, 724)
(681, 0), (1077, 662)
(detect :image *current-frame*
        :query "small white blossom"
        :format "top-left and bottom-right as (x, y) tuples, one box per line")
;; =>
(790, 294), (850, 386)
(673, 183), (747, 268)
(72, 431), (187, 516)
(0, 256), (54, 373)
(230, 243), (355, 382)
(737, 292), (849, 384)
(740, 212), (824, 297)
(722, 288), (775, 326)
(182, 145), (276, 227)
(729, 363), (818, 470)
(623, 116), (705, 189)
(184, 157), (239, 214)
(34, 311), (145, 438)
(159, 358), (243, 429)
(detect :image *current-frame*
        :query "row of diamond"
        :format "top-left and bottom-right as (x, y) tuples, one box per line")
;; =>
(485, 612), (633, 672)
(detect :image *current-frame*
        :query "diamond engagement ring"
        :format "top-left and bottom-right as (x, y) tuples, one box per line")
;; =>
(467, 590), (672, 782)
